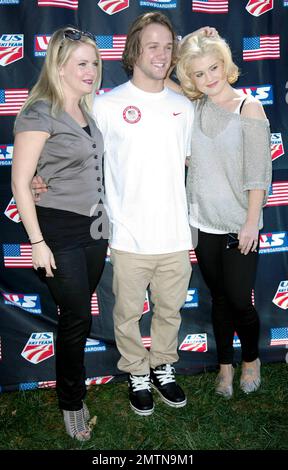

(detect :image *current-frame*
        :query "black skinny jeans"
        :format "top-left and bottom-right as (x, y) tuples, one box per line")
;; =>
(45, 242), (107, 411)
(195, 230), (259, 364)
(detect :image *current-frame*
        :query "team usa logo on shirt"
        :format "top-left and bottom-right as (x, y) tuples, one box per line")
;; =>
(122, 105), (141, 124)
(246, 0), (274, 17)
(97, 0), (129, 15)
(272, 281), (288, 310)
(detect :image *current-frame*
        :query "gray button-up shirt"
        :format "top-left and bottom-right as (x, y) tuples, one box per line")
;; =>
(14, 100), (104, 217)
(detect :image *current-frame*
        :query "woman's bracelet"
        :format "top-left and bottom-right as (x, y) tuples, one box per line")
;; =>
(31, 239), (44, 245)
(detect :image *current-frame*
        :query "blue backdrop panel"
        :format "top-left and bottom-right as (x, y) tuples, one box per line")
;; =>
(0, 0), (288, 392)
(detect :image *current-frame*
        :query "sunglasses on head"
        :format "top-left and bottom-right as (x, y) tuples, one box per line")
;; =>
(63, 29), (95, 42)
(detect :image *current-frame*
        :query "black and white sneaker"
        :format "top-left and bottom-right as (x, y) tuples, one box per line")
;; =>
(150, 364), (187, 408)
(128, 374), (154, 416)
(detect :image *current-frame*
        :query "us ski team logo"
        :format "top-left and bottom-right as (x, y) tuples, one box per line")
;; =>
(123, 105), (141, 124)
(98, 0), (129, 15)
(246, 0), (274, 17)
(272, 281), (288, 310)
(21, 332), (54, 364)
(4, 197), (20, 222)
(0, 34), (23, 66)
(179, 333), (207, 352)
(271, 133), (285, 161)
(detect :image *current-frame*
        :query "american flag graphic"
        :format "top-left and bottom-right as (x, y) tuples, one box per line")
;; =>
(96, 35), (126, 60)
(270, 327), (288, 346)
(189, 249), (198, 264)
(37, 0), (78, 9)
(0, 89), (28, 115)
(86, 376), (114, 385)
(192, 0), (229, 13)
(3, 244), (32, 267)
(243, 35), (280, 61)
(38, 380), (56, 389)
(266, 182), (288, 207)
(141, 336), (152, 349)
(57, 291), (99, 316)
(19, 382), (38, 390)
(91, 292), (100, 315)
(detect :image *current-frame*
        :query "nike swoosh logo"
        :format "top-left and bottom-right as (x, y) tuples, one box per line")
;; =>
(173, 112), (182, 116)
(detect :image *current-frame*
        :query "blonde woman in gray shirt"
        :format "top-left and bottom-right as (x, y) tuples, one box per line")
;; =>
(176, 33), (271, 398)
(12, 27), (108, 441)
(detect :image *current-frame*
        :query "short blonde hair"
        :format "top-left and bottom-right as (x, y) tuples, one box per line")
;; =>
(20, 26), (102, 116)
(176, 33), (239, 100)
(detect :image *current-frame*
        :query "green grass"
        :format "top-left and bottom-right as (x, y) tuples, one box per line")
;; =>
(0, 363), (287, 450)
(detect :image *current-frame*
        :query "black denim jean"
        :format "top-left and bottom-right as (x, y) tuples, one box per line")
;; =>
(45, 242), (107, 410)
(195, 230), (259, 364)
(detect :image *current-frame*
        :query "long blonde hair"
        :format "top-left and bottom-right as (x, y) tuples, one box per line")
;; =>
(20, 27), (102, 116)
(177, 33), (239, 100)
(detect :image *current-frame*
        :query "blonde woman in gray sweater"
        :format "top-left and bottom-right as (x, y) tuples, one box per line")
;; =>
(176, 33), (272, 398)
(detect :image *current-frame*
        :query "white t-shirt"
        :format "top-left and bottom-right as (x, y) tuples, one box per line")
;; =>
(93, 80), (194, 254)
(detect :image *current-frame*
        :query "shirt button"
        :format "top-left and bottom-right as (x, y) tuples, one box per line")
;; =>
(92, 143), (97, 148)
(97, 177), (101, 181)
(95, 166), (99, 170)
(98, 188), (102, 192)
(94, 155), (98, 159)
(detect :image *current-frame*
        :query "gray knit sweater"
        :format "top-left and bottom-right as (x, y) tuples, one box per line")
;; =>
(186, 96), (272, 233)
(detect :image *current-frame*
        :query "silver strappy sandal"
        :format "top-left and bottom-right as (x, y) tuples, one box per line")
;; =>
(83, 401), (90, 422)
(62, 406), (91, 441)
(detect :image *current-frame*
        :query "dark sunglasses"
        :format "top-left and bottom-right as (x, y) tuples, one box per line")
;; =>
(63, 29), (95, 42)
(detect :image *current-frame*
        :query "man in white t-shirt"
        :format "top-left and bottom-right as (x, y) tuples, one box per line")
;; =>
(93, 12), (194, 417)
(32, 13), (215, 417)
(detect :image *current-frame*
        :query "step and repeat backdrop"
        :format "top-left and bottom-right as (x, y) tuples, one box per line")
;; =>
(0, 0), (288, 392)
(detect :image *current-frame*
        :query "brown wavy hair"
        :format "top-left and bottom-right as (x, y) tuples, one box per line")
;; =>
(122, 12), (177, 74)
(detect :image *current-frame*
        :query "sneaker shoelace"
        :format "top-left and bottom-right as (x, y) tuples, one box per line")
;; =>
(130, 374), (151, 392)
(154, 364), (176, 386)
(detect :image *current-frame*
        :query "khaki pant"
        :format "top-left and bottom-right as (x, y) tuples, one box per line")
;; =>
(110, 249), (192, 375)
